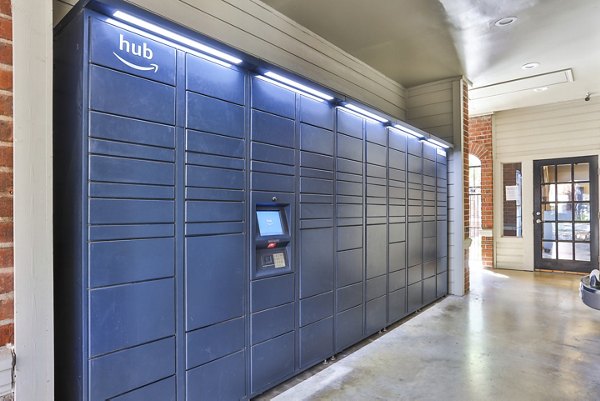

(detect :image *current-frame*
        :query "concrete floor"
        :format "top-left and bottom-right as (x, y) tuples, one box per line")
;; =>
(260, 268), (600, 400)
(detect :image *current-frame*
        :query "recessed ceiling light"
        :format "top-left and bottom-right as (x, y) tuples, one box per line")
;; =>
(494, 17), (518, 27)
(522, 62), (540, 70)
(533, 87), (548, 93)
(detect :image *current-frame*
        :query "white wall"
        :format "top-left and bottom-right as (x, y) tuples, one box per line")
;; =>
(407, 78), (466, 296)
(494, 98), (600, 270)
(14, 0), (54, 400)
(53, 0), (407, 119)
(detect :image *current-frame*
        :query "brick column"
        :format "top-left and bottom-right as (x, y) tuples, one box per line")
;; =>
(462, 81), (470, 293)
(468, 114), (494, 269)
(0, 0), (12, 346)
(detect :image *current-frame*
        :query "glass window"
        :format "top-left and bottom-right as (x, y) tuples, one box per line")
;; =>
(503, 162), (522, 237)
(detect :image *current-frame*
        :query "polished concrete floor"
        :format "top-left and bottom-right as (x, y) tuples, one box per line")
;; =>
(259, 268), (600, 400)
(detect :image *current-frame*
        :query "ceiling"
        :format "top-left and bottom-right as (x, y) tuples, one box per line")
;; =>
(261, 0), (600, 115)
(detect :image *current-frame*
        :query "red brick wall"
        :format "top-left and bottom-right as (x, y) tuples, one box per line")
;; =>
(462, 81), (470, 293)
(0, 0), (12, 346)
(469, 115), (494, 268)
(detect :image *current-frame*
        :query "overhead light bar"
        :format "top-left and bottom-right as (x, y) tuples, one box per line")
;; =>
(112, 11), (243, 65)
(428, 138), (450, 149)
(393, 124), (425, 139)
(256, 76), (325, 103)
(264, 71), (334, 101)
(338, 106), (380, 124)
(343, 104), (389, 123)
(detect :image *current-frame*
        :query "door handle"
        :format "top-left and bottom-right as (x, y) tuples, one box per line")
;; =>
(535, 219), (542, 224)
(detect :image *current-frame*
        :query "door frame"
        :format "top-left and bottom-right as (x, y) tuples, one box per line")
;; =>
(533, 155), (599, 272)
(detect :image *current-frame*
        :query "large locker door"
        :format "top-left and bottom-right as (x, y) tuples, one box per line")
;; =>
(387, 129), (408, 324)
(335, 109), (365, 351)
(365, 121), (388, 335)
(87, 19), (178, 401)
(422, 143), (438, 304)
(407, 135), (424, 313)
(298, 96), (335, 369)
(249, 77), (297, 395)
(184, 53), (247, 401)
(437, 150), (449, 297)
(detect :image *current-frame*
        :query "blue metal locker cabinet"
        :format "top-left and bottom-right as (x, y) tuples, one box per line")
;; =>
(437, 151), (449, 297)
(422, 142), (439, 304)
(364, 121), (388, 335)
(334, 109), (366, 352)
(387, 128), (408, 324)
(297, 96), (336, 369)
(407, 135), (424, 312)
(54, 1), (450, 399)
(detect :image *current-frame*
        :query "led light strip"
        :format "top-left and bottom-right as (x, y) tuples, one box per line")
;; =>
(113, 11), (243, 65)
(337, 106), (381, 124)
(264, 71), (334, 101)
(427, 138), (450, 149)
(393, 124), (425, 139)
(256, 76), (325, 103)
(343, 103), (389, 123)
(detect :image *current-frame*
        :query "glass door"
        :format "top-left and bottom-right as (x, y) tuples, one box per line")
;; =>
(534, 156), (598, 272)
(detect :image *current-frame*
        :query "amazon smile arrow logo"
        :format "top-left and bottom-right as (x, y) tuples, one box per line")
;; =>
(114, 34), (159, 73)
(113, 52), (159, 72)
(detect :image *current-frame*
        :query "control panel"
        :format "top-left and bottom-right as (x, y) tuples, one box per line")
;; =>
(254, 204), (292, 277)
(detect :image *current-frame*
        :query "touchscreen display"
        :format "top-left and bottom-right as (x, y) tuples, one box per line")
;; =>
(257, 210), (284, 236)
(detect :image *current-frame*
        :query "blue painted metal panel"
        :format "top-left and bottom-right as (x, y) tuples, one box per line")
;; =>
(389, 269), (406, 292)
(423, 260), (437, 278)
(90, 199), (174, 225)
(389, 242), (407, 271)
(366, 224), (387, 279)
(186, 317), (245, 369)
(90, 182), (174, 200)
(251, 171), (295, 192)
(90, 238), (174, 288)
(111, 377), (176, 401)
(299, 317), (334, 368)
(251, 274), (294, 312)
(300, 203), (333, 219)
(337, 109), (363, 138)
(299, 291), (333, 326)
(366, 275), (386, 300)
(90, 19), (176, 85)
(338, 226), (363, 250)
(252, 110), (295, 148)
(437, 257), (448, 274)
(337, 158), (362, 175)
(251, 332), (295, 393)
(251, 142), (295, 166)
(366, 296), (386, 334)
(186, 201), (244, 223)
(335, 305), (363, 351)
(186, 235), (245, 330)
(337, 134), (363, 162)
(300, 123), (334, 155)
(300, 151), (334, 171)
(251, 303), (294, 345)
(388, 288), (406, 323)
(423, 276), (437, 303)
(90, 155), (174, 186)
(186, 351), (246, 401)
(186, 129), (245, 158)
(186, 53), (245, 104)
(408, 265), (422, 285)
(252, 77), (295, 119)
(407, 282), (423, 312)
(337, 249), (363, 287)
(187, 92), (244, 137)
(89, 278), (174, 357)
(89, 224), (174, 241)
(89, 139), (174, 163)
(299, 228), (334, 298)
(337, 282), (362, 312)
(437, 272), (448, 297)
(186, 165), (244, 189)
(366, 121), (387, 145)
(89, 337), (175, 401)
(90, 112), (175, 148)
(367, 142), (387, 166)
(408, 222), (423, 267)
(89, 65), (175, 124)
(300, 96), (334, 130)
